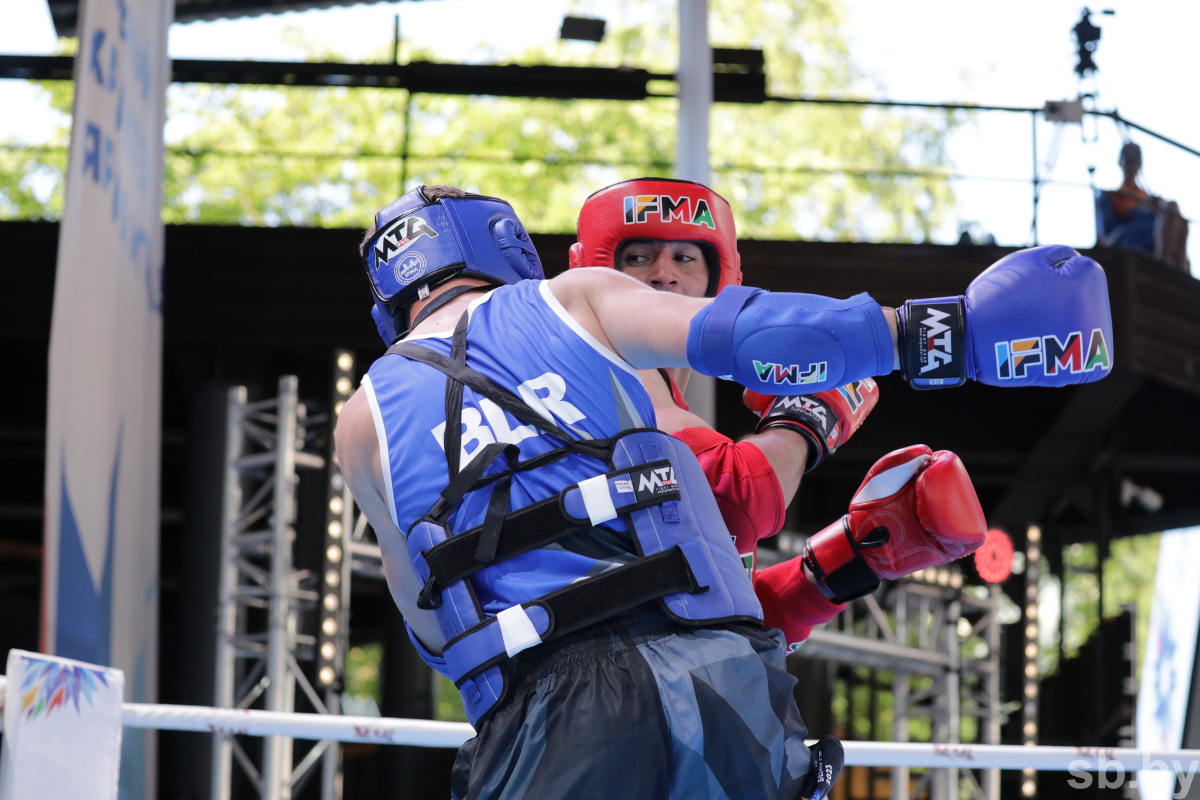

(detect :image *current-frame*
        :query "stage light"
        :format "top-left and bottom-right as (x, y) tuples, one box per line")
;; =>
(1026, 623), (1038, 639)
(1027, 544), (1040, 562)
(1025, 683), (1037, 698)
(1025, 643), (1038, 659)
(1022, 778), (1036, 796)
(1025, 663), (1037, 678)
(1027, 525), (1041, 544)
(318, 349), (357, 694)
(975, 529), (1013, 583)
(1026, 604), (1038, 620)
(1024, 720), (1037, 737)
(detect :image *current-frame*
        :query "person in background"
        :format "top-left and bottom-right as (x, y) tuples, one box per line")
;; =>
(1097, 142), (1189, 271)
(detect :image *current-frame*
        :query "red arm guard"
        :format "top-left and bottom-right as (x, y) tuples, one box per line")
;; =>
(672, 426), (786, 554)
(754, 557), (846, 649)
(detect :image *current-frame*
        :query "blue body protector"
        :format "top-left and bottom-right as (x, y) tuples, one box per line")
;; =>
(365, 281), (762, 724)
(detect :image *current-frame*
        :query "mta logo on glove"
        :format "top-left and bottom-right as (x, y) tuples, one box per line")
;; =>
(900, 245), (1114, 389)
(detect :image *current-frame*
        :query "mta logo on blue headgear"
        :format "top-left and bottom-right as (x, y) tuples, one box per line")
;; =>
(994, 329), (1110, 380)
(623, 194), (716, 229)
(373, 214), (440, 267)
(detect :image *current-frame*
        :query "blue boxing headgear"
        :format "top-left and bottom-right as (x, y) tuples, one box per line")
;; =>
(362, 186), (543, 344)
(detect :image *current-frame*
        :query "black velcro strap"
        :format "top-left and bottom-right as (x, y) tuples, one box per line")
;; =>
(450, 547), (704, 686)
(421, 495), (586, 601)
(900, 298), (967, 390)
(802, 519), (881, 604)
(754, 394), (833, 472)
(422, 459), (683, 593)
(430, 442), (514, 522)
(536, 548), (703, 636)
(475, 445), (521, 564)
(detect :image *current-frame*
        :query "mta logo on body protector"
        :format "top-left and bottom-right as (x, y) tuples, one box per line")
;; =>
(624, 194), (717, 229)
(995, 329), (1111, 380)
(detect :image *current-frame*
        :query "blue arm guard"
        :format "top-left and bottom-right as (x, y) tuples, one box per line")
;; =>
(686, 286), (894, 394)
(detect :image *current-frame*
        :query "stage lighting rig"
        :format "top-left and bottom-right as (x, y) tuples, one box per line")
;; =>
(1073, 7), (1114, 77)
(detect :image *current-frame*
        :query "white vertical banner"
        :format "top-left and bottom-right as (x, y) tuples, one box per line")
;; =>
(0, 650), (125, 800)
(41, 0), (173, 797)
(1137, 527), (1200, 800)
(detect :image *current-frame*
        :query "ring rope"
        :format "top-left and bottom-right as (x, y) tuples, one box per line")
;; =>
(2, 675), (1191, 773)
(118, 702), (1200, 771)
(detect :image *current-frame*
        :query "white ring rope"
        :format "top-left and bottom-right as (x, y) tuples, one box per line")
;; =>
(114, 702), (1200, 772)
(2, 673), (1191, 774)
(120, 703), (474, 749)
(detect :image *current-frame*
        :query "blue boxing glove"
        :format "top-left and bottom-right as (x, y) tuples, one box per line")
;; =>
(899, 245), (1113, 389)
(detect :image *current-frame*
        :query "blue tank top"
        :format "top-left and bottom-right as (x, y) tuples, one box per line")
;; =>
(363, 280), (658, 615)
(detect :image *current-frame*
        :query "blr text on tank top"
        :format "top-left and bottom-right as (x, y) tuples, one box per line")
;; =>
(361, 279), (659, 615)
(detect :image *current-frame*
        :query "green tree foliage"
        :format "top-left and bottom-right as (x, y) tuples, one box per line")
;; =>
(2, 0), (958, 241)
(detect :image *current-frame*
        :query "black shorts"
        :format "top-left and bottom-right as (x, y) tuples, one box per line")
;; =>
(451, 607), (813, 800)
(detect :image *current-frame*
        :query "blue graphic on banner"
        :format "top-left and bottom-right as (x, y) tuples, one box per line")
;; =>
(55, 438), (119, 665)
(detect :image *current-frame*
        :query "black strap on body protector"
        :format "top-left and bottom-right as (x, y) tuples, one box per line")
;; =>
(448, 546), (705, 687)
(416, 458), (681, 610)
(388, 306), (712, 676)
(389, 310), (614, 572)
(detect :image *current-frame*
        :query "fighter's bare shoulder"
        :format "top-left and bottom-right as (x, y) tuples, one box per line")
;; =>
(545, 266), (647, 309)
(545, 267), (705, 370)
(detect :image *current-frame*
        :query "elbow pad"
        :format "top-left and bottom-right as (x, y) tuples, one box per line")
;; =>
(685, 286), (894, 394)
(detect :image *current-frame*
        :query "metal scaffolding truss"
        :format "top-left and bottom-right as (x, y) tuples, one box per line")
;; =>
(800, 577), (1003, 800)
(212, 376), (332, 800)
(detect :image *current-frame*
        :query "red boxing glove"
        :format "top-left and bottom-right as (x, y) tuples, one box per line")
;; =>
(802, 444), (988, 604)
(743, 379), (879, 472)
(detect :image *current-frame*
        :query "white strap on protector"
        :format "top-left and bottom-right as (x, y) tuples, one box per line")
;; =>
(496, 605), (542, 657)
(578, 474), (618, 525)
(852, 454), (931, 504)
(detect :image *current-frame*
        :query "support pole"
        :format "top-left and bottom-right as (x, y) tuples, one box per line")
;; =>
(677, 0), (717, 425)
(1031, 111), (1040, 246)
(263, 376), (300, 800)
(211, 387), (247, 800)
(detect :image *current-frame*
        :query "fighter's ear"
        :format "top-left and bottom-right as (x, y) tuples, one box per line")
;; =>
(493, 217), (541, 278)
(568, 242), (585, 269)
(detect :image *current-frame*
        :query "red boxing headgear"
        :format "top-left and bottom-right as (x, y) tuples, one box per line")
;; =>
(569, 177), (742, 296)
